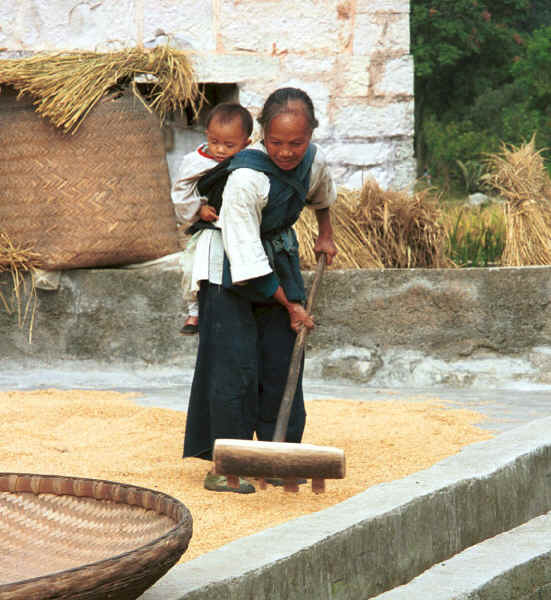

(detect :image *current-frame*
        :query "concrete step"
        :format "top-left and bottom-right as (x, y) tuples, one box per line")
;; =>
(373, 511), (551, 600)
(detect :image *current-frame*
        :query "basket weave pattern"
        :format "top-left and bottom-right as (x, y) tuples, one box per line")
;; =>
(0, 89), (180, 270)
(0, 473), (192, 600)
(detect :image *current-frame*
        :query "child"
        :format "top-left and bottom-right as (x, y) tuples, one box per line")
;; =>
(172, 103), (253, 334)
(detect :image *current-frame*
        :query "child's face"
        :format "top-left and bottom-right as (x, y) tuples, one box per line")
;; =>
(206, 117), (250, 162)
(264, 111), (312, 171)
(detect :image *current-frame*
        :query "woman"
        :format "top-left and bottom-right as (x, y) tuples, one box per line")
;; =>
(183, 87), (338, 493)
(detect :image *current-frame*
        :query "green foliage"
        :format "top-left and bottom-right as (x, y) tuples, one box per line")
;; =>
(423, 116), (498, 187)
(502, 103), (545, 144)
(523, 0), (551, 32)
(411, 9), (551, 267)
(412, 0), (530, 111)
(512, 26), (551, 104)
(456, 159), (486, 194)
(505, 27), (551, 167)
(412, 0), (524, 73)
(454, 78), (548, 166)
(411, 0), (541, 175)
(443, 204), (506, 267)
(467, 84), (520, 136)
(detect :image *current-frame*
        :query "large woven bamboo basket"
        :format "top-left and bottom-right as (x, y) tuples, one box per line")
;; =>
(0, 87), (180, 270)
(0, 473), (193, 600)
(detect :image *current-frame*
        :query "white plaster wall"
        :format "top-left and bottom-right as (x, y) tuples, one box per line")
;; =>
(0, 0), (415, 191)
(218, 1), (353, 54)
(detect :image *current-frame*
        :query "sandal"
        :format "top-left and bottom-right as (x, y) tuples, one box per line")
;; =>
(203, 472), (255, 494)
(180, 323), (198, 335)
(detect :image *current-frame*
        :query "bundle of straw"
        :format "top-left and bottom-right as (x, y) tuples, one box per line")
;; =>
(296, 179), (453, 269)
(296, 187), (383, 269)
(0, 45), (201, 132)
(0, 233), (39, 340)
(0, 233), (40, 275)
(483, 136), (551, 266)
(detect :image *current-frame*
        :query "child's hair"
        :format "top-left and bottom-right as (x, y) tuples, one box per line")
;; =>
(205, 102), (253, 137)
(257, 87), (319, 133)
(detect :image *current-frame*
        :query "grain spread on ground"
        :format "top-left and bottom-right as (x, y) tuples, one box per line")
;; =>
(0, 389), (493, 562)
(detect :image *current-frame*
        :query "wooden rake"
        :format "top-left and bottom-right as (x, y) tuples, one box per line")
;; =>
(213, 254), (346, 493)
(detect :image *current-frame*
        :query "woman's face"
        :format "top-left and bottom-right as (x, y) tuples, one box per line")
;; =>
(264, 111), (312, 171)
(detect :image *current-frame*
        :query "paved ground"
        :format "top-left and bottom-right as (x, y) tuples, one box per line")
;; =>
(2, 360), (550, 434)
(3, 360), (551, 600)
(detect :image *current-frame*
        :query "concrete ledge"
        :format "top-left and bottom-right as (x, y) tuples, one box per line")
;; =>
(141, 417), (551, 600)
(373, 512), (551, 600)
(3, 264), (551, 388)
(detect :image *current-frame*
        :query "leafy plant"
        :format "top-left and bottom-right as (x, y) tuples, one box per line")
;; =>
(512, 26), (551, 106)
(456, 159), (486, 194)
(442, 204), (505, 267)
(411, 0), (537, 173)
(423, 116), (497, 189)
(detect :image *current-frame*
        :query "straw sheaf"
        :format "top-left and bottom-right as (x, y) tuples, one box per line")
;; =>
(296, 180), (453, 269)
(483, 136), (551, 266)
(0, 90), (180, 271)
(0, 233), (39, 274)
(0, 46), (201, 133)
(0, 233), (38, 340)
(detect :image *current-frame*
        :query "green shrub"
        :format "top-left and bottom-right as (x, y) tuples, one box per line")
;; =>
(441, 203), (505, 267)
(424, 116), (498, 190)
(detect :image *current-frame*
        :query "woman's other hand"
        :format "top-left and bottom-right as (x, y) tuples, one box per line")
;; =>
(287, 302), (314, 333)
(272, 287), (314, 333)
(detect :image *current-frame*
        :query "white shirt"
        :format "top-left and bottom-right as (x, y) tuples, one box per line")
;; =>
(195, 141), (336, 287)
(171, 144), (218, 224)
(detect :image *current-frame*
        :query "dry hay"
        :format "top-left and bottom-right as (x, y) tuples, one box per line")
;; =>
(483, 136), (551, 266)
(0, 233), (38, 340)
(0, 232), (40, 274)
(0, 45), (202, 133)
(296, 179), (453, 269)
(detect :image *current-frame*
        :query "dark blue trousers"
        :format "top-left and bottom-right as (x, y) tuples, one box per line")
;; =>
(183, 282), (306, 461)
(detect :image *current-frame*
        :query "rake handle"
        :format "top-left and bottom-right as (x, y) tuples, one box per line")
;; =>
(273, 254), (326, 443)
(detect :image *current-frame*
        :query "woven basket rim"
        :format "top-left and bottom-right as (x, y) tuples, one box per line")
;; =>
(0, 472), (193, 599)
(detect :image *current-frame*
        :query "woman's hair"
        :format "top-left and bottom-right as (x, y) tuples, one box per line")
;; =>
(205, 102), (254, 137)
(257, 87), (319, 133)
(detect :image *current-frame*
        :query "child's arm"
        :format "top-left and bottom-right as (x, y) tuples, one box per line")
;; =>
(172, 176), (205, 224)
(172, 151), (217, 224)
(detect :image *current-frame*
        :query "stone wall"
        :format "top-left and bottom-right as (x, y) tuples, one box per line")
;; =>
(0, 0), (415, 190)
(2, 264), (551, 390)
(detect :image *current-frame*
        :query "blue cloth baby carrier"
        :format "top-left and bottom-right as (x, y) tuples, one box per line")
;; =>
(193, 144), (317, 303)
